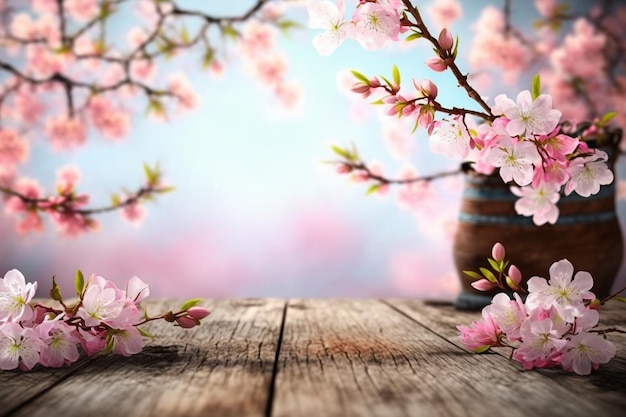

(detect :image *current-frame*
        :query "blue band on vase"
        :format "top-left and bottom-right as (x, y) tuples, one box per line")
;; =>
(458, 210), (616, 225)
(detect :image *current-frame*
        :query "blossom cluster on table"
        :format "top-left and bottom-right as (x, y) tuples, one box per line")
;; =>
(309, 0), (621, 226)
(0, 269), (209, 371)
(458, 242), (624, 375)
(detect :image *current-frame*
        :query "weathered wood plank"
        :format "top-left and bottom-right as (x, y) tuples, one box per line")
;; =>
(4, 299), (286, 417)
(272, 299), (624, 417)
(387, 299), (626, 414)
(0, 300), (93, 412)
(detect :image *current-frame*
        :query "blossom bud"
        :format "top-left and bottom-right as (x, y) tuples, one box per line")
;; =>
(491, 242), (505, 262)
(438, 28), (454, 51)
(187, 306), (210, 320)
(420, 79), (438, 99)
(471, 279), (495, 292)
(589, 298), (601, 310)
(507, 264), (522, 285)
(425, 57), (448, 72)
(369, 77), (381, 88)
(336, 164), (353, 174)
(175, 316), (197, 328)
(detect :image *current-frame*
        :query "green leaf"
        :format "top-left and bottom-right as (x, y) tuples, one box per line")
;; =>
(487, 258), (501, 273)
(452, 34), (459, 60)
(473, 345), (491, 353)
(277, 19), (301, 33)
(365, 184), (380, 196)
(110, 193), (120, 207)
(405, 31), (422, 41)
(221, 25), (240, 39)
(463, 270), (483, 280)
(350, 70), (370, 84)
(391, 65), (401, 87)
(50, 277), (63, 302)
(598, 111), (617, 127)
(143, 162), (160, 185)
(156, 186), (176, 194)
(180, 298), (203, 311)
(531, 74), (541, 100)
(180, 25), (190, 44)
(479, 267), (497, 284)
(330, 145), (352, 161)
(202, 48), (214, 70)
(138, 328), (155, 338)
(75, 270), (85, 298)
(614, 296), (626, 304)
(379, 75), (393, 90)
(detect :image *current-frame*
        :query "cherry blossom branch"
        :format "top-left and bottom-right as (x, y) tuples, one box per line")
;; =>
(400, 0), (495, 121)
(330, 144), (463, 186)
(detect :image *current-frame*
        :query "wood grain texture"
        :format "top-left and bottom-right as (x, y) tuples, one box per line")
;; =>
(387, 299), (626, 415)
(3, 299), (285, 417)
(272, 299), (625, 417)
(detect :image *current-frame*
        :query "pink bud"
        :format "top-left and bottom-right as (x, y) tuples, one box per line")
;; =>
(336, 164), (353, 174)
(507, 264), (522, 285)
(471, 279), (495, 292)
(175, 316), (196, 328)
(438, 28), (454, 51)
(425, 57), (448, 72)
(187, 306), (210, 320)
(369, 78), (381, 88)
(491, 242), (505, 262)
(420, 79), (438, 99)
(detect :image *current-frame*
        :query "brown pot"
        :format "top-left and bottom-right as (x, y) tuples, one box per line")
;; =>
(453, 137), (623, 310)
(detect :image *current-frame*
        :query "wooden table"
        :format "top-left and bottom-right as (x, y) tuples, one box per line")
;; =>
(1, 299), (625, 417)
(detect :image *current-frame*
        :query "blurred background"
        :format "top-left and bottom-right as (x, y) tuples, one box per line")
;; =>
(1, 0), (625, 298)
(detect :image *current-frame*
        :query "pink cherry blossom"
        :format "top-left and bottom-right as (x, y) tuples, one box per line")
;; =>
(308, 0), (349, 55)
(12, 88), (46, 124)
(511, 182), (560, 226)
(10, 14), (39, 40)
(549, 19), (606, 81)
(125, 276), (150, 304)
(513, 317), (567, 368)
(483, 293), (527, 341)
(109, 326), (144, 356)
(45, 116), (87, 150)
(88, 96), (130, 140)
(469, 7), (531, 82)
(167, 73), (200, 112)
(561, 332), (616, 375)
(428, 118), (471, 160)
(76, 279), (125, 327)
(239, 21), (276, 58)
(0, 269), (37, 323)
(56, 165), (81, 195)
(565, 151), (614, 197)
(246, 53), (288, 88)
(352, 2), (401, 51)
(427, 0), (462, 28)
(526, 259), (595, 323)
(498, 91), (562, 137)
(65, 0), (99, 22)
(0, 322), (44, 371)
(486, 137), (541, 186)
(0, 129), (29, 166)
(535, 0), (558, 17)
(37, 320), (80, 368)
(457, 310), (502, 351)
